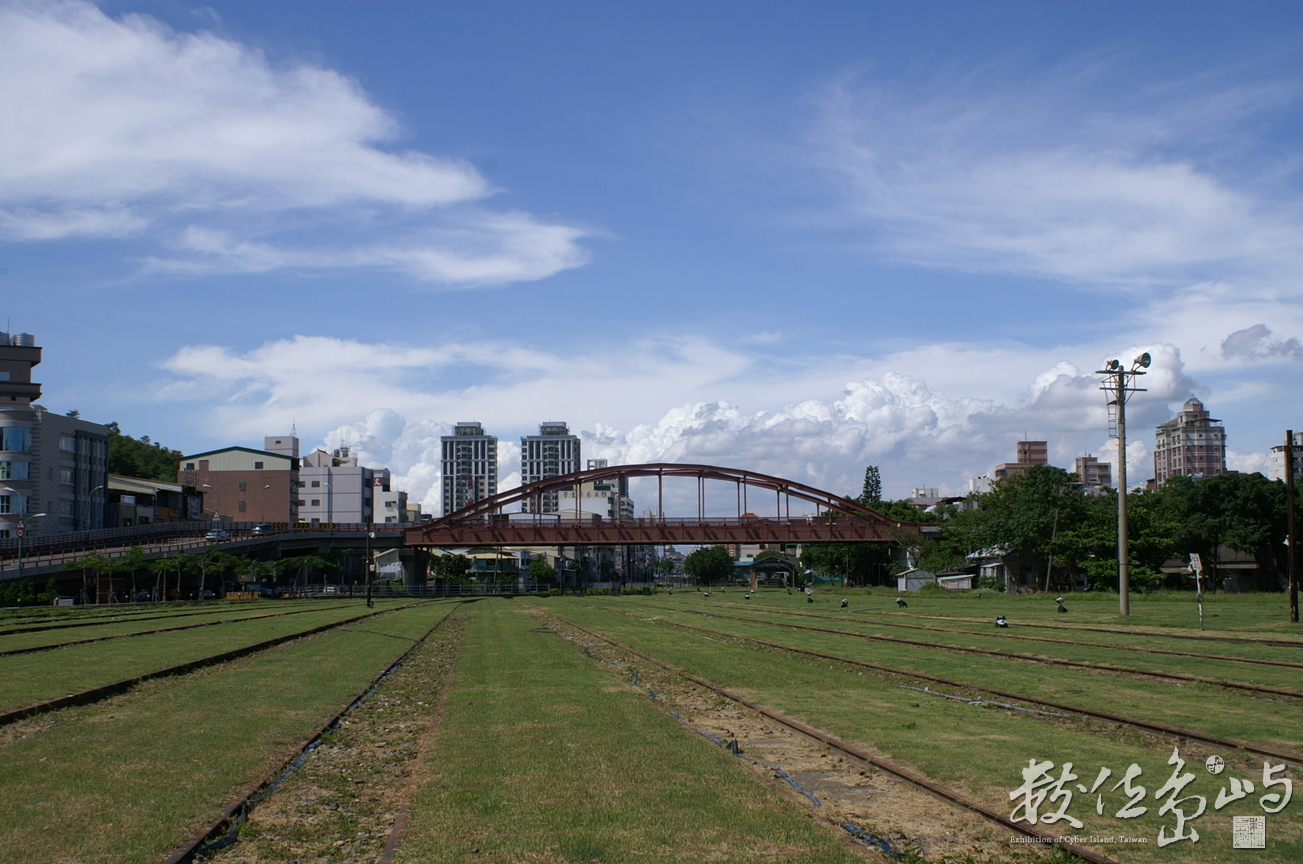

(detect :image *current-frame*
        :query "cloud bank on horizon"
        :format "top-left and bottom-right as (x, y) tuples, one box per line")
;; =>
(156, 333), (1236, 513)
(0, 0), (589, 284)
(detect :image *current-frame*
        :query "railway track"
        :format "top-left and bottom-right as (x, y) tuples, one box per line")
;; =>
(654, 604), (1303, 700)
(690, 600), (1303, 672)
(537, 605), (1121, 864)
(604, 605), (1303, 768)
(164, 601), (472, 864)
(854, 609), (1303, 650)
(0, 601), (433, 728)
(0, 600), (323, 637)
(0, 605), (352, 657)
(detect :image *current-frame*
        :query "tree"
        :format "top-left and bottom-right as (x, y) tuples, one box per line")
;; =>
(119, 546), (148, 601)
(62, 552), (109, 605)
(107, 422), (183, 483)
(801, 542), (895, 586)
(859, 466), (882, 505)
(528, 554), (557, 585)
(683, 545), (734, 586)
(433, 553), (473, 584)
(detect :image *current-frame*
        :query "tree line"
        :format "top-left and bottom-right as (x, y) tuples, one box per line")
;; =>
(45, 547), (341, 604)
(802, 465), (1297, 592)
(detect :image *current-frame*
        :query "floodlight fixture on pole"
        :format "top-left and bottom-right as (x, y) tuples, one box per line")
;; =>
(1097, 352), (1149, 617)
(1272, 430), (1300, 624)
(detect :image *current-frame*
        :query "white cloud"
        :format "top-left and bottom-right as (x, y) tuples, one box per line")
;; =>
(816, 71), (1303, 288)
(0, 0), (589, 284)
(1220, 324), (1303, 363)
(157, 333), (1211, 511)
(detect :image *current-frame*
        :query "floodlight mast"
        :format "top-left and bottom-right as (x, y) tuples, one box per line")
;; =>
(1097, 353), (1149, 616)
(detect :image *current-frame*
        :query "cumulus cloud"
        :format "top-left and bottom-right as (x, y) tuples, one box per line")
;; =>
(194, 337), (1205, 514)
(816, 69), (1302, 287)
(1220, 324), (1303, 363)
(0, 0), (589, 284)
(150, 325), (1230, 515)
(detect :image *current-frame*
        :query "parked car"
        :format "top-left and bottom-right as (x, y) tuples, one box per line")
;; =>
(205, 527), (231, 540)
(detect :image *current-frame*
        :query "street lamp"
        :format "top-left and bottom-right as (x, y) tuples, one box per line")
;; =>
(202, 484), (220, 521)
(1097, 352), (1150, 617)
(84, 485), (106, 531)
(2, 488), (48, 582)
(261, 484), (271, 521)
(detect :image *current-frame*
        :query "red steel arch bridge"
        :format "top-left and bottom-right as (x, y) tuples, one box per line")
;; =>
(403, 463), (922, 548)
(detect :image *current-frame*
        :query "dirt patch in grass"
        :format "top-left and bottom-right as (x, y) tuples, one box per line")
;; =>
(209, 615), (466, 864)
(525, 604), (1069, 864)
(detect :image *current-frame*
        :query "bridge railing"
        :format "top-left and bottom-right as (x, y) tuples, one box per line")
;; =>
(0, 520), (413, 564)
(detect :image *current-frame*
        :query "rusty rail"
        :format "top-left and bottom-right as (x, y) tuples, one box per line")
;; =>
(538, 607), (1121, 864)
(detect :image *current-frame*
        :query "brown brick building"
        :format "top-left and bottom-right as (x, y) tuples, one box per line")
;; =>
(177, 436), (301, 523)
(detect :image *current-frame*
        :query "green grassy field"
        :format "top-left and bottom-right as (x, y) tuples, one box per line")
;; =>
(542, 591), (1302, 863)
(1, 590), (1299, 864)
(0, 601), (457, 864)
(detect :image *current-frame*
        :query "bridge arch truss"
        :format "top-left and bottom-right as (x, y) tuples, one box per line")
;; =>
(404, 463), (917, 548)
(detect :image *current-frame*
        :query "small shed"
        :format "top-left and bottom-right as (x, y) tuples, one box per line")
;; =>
(896, 568), (936, 592)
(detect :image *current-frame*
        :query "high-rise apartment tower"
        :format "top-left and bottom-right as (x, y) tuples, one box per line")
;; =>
(520, 422), (580, 513)
(441, 422), (497, 516)
(1153, 398), (1226, 486)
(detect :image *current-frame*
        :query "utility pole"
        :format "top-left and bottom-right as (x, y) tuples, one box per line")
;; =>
(1273, 431), (1299, 624)
(1097, 353), (1150, 617)
(365, 531), (375, 608)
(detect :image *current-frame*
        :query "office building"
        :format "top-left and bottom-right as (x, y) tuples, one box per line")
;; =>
(0, 332), (110, 538)
(177, 435), (300, 522)
(1074, 455), (1112, 491)
(992, 440), (1049, 482)
(558, 459), (634, 519)
(1269, 431), (1303, 482)
(520, 422), (580, 513)
(441, 422), (497, 516)
(298, 445), (407, 525)
(1153, 398), (1226, 486)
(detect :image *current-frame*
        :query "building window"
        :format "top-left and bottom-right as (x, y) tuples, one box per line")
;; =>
(58, 500), (74, 517)
(185, 462), (195, 471)
(238, 480), (247, 492)
(1, 427), (31, 452)
(311, 480), (320, 488)
(59, 435), (76, 452)
(0, 461), (28, 480)
(310, 499), (320, 507)
(254, 461), (264, 469)
(61, 468), (74, 484)
(0, 495), (22, 514)
(238, 501), (246, 512)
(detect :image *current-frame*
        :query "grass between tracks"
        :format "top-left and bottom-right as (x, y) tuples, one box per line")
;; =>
(393, 599), (862, 864)
(615, 601), (1303, 753)
(0, 599), (414, 712)
(545, 594), (1303, 864)
(0, 601), (457, 864)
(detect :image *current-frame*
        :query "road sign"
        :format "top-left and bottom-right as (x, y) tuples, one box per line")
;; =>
(15, 519), (25, 538)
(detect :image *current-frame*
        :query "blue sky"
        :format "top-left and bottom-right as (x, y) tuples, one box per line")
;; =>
(3, 1), (1302, 511)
